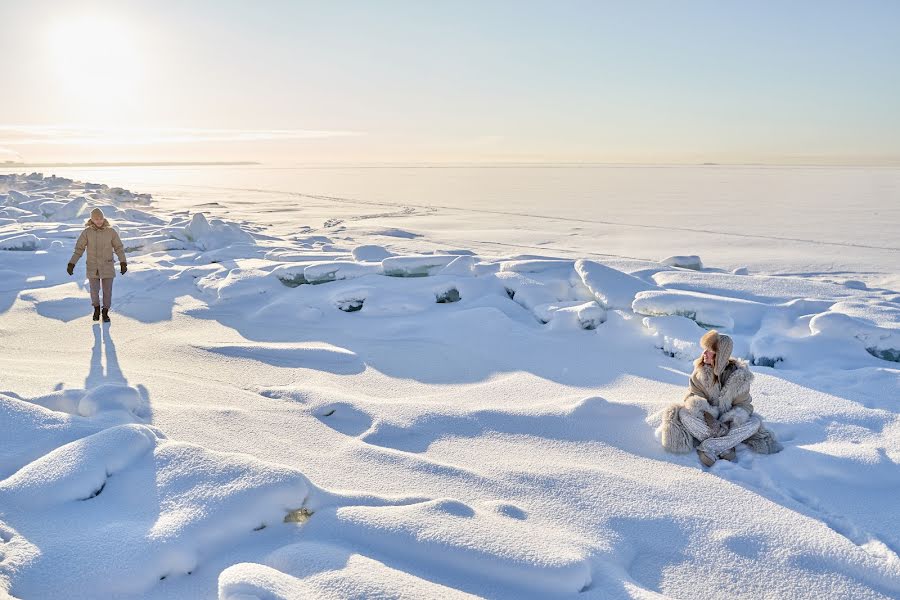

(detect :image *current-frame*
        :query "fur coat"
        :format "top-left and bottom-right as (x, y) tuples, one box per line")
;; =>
(659, 332), (781, 455)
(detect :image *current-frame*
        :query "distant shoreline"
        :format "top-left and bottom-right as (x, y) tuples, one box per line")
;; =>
(0, 161), (260, 168)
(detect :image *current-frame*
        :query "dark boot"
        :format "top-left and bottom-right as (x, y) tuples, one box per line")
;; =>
(92, 306), (101, 321)
(697, 449), (717, 467)
(101, 307), (110, 323)
(721, 448), (737, 462)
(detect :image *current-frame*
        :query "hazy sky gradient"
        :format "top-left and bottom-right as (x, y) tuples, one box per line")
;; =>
(2, 0), (899, 164)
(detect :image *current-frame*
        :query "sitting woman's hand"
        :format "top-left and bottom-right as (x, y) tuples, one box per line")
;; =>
(703, 412), (730, 437)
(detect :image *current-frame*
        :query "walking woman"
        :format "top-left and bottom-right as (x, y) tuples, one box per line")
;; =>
(659, 330), (782, 466)
(67, 208), (127, 322)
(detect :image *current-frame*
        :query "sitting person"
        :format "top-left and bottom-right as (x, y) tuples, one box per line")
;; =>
(659, 330), (782, 466)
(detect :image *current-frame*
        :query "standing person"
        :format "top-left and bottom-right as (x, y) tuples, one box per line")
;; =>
(67, 208), (127, 323)
(658, 330), (782, 466)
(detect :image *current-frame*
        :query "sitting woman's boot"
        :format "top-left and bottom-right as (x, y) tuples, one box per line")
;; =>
(101, 307), (110, 323)
(721, 448), (737, 462)
(92, 306), (101, 321)
(697, 449), (717, 467)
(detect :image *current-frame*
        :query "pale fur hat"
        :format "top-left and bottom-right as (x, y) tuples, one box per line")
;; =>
(700, 330), (733, 375)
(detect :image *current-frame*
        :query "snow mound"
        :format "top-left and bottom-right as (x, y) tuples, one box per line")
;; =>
(219, 541), (482, 600)
(299, 499), (592, 596)
(575, 259), (656, 310)
(0, 394), (312, 599)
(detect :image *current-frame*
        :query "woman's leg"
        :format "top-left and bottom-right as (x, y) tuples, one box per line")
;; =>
(101, 278), (113, 309)
(679, 409), (713, 442)
(88, 278), (101, 307)
(698, 416), (761, 457)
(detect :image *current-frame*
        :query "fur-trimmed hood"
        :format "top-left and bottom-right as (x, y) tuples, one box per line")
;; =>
(699, 329), (734, 376)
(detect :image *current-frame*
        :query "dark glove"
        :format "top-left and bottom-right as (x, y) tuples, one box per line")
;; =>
(120, 262), (128, 275)
(66, 263), (74, 276)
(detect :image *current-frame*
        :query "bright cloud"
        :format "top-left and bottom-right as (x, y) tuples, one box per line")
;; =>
(0, 125), (362, 146)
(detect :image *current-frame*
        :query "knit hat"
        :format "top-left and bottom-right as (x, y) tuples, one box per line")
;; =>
(700, 330), (733, 376)
(90, 208), (104, 219)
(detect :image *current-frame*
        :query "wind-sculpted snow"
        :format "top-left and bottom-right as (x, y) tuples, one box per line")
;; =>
(1, 172), (898, 599)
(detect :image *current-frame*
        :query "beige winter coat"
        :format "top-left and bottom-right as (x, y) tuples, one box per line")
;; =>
(69, 219), (127, 279)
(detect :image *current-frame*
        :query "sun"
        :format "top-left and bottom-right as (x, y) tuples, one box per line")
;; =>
(45, 14), (143, 122)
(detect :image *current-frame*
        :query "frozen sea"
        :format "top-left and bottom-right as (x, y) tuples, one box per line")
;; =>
(42, 163), (900, 283)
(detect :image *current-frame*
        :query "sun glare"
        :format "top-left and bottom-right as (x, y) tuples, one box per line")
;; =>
(45, 15), (143, 122)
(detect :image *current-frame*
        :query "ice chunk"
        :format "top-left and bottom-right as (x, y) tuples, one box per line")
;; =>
(574, 259), (656, 310)
(170, 212), (255, 251)
(435, 286), (461, 303)
(51, 196), (89, 221)
(439, 255), (476, 276)
(810, 311), (900, 363)
(382, 255), (458, 277)
(661, 255), (704, 270)
(642, 315), (707, 359)
(351, 244), (393, 262)
(0, 233), (40, 251)
(499, 259), (574, 274)
(497, 272), (570, 311)
(303, 261), (382, 284)
(272, 264), (310, 287)
(533, 301), (607, 330)
(633, 290), (742, 330)
(5, 189), (31, 205)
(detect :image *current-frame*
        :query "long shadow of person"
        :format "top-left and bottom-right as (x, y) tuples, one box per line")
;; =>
(84, 322), (152, 421)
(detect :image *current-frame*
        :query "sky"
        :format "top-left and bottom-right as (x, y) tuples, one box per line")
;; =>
(1, 0), (899, 165)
